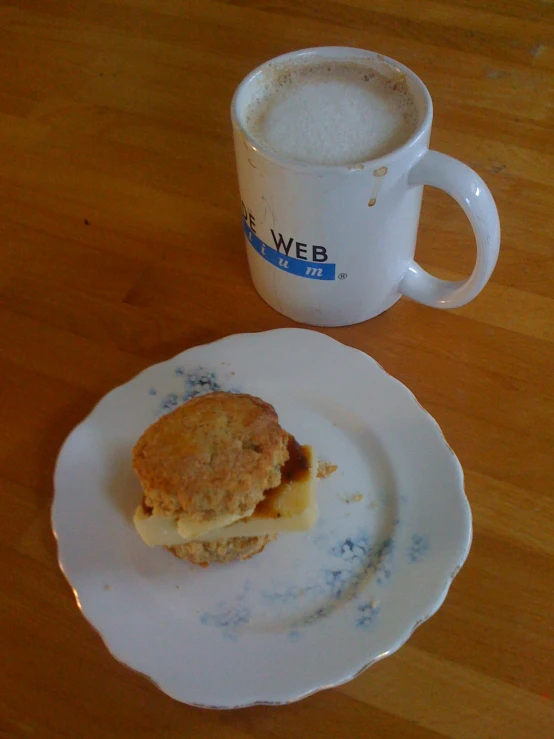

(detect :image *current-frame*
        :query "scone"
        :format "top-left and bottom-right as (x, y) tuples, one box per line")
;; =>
(169, 535), (277, 566)
(132, 391), (318, 566)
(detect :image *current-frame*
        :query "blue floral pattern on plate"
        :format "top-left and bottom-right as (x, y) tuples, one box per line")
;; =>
(200, 582), (252, 641)
(199, 529), (430, 641)
(409, 534), (430, 562)
(147, 365), (239, 414)
(356, 599), (381, 630)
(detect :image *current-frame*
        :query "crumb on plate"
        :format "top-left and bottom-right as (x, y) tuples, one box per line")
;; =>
(341, 493), (364, 504)
(317, 460), (338, 479)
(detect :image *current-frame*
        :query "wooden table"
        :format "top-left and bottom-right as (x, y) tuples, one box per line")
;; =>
(1, 1), (552, 737)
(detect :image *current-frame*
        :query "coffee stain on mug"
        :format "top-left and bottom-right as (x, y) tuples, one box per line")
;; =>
(264, 194), (277, 228)
(368, 166), (388, 206)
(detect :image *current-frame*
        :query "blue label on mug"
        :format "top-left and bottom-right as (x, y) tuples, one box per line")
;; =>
(243, 220), (336, 281)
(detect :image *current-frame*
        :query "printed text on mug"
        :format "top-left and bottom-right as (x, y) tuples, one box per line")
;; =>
(241, 202), (336, 281)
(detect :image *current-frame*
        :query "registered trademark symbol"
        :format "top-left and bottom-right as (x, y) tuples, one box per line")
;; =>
(338, 273), (347, 280)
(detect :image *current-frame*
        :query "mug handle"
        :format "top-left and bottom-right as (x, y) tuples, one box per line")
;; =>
(400, 150), (500, 308)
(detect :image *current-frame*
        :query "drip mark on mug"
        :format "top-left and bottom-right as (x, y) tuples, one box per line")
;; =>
(368, 166), (388, 207)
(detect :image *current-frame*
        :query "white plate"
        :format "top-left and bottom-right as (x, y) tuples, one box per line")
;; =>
(52, 328), (471, 708)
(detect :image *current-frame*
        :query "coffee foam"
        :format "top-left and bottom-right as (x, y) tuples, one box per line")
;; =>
(245, 58), (419, 166)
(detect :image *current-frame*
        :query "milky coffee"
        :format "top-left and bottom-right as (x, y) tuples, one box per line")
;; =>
(245, 59), (420, 166)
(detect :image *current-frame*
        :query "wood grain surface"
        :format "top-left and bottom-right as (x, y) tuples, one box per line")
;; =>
(1, 1), (553, 737)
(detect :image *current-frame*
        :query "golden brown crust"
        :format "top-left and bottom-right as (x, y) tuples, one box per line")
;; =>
(167, 534), (277, 566)
(132, 392), (289, 521)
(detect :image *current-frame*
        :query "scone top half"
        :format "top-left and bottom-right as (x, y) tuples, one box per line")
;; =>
(132, 392), (290, 522)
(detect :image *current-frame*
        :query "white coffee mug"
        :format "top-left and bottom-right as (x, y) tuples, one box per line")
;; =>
(231, 47), (500, 327)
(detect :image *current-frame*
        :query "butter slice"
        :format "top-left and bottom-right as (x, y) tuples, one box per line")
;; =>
(134, 507), (184, 547)
(133, 446), (318, 547)
(177, 511), (246, 541)
(133, 508), (246, 547)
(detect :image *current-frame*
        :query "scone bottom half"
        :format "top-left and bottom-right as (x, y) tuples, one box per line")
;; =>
(132, 392), (318, 567)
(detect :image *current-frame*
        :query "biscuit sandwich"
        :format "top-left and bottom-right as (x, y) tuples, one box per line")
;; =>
(132, 391), (318, 566)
